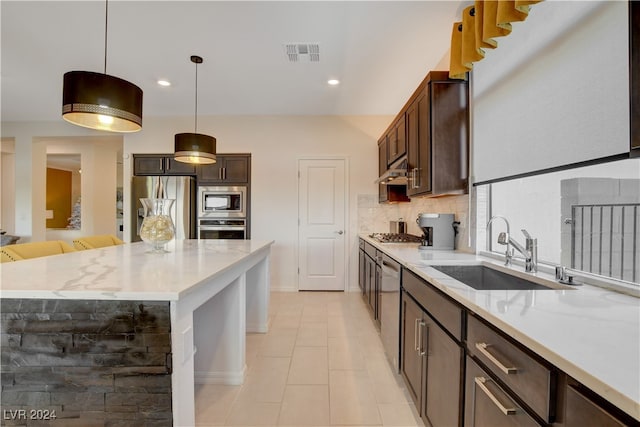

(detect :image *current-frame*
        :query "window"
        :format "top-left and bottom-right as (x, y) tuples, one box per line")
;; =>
(477, 157), (640, 286)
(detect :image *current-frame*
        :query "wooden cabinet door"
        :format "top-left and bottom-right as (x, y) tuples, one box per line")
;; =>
(388, 117), (406, 164)
(366, 255), (376, 314)
(164, 157), (196, 175)
(430, 81), (468, 195)
(221, 155), (250, 183)
(378, 138), (388, 203)
(133, 156), (165, 175)
(395, 116), (406, 160)
(198, 162), (223, 183)
(465, 357), (538, 427)
(406, 96), (419, 193)
(198, 155), (250, 184)
(358, 248), (366, 295)
(424, 316), (463, 427)
(408, 88), (431, 196)
(564, 383), (628, 427)
(133, 155), (196, 176)
(401, 292), (425, 412)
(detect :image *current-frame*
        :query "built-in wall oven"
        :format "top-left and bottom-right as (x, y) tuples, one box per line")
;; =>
(198, 186), (248, 239)
(198, 218), (246, 240)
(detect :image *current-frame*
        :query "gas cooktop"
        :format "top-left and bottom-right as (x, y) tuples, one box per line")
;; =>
(369, 233), (423, 243)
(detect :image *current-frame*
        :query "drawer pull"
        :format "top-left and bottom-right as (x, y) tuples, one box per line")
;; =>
(475, 376), (517, 416)
(475, 342), (518, 375)
(419, 321), (427, 356)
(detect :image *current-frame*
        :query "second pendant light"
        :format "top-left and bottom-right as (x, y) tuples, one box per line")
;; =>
(174, 55), (217, 165)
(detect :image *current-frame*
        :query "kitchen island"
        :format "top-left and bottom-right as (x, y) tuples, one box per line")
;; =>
(360, 235), (640, 424)
(0, 239), (273, 426)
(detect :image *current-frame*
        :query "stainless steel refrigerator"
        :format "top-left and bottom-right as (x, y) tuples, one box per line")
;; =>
(130, 176), (197, 242)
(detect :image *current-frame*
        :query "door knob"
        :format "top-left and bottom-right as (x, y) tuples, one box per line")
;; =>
(336, 230), (344, 235)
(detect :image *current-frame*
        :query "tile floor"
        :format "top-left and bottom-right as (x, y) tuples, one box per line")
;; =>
(195, 291), (422, 427)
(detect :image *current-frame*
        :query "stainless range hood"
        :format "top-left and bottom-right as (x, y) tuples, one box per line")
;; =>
(375, 156), (408, 185)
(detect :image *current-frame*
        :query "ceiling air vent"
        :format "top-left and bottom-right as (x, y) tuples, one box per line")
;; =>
(284, 43), (320, 63)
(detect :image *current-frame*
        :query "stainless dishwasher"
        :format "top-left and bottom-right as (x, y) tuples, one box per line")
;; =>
(379, 253), (402, 373)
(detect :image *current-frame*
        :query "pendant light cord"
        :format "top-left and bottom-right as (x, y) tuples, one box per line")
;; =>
(194, 60), (199, 133)
(104, 0), (108, 74)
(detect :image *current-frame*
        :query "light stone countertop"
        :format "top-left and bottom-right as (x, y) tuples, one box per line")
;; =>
(0, 239), (274, 301)
(360, 235), (640, 421)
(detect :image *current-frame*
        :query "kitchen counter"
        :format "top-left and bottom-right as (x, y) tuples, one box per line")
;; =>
(360, 235), (640, 421)
(0, 239), (272, 301)
(1, 239), (273, 426)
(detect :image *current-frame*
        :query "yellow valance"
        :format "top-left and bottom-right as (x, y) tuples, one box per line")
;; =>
(450, 0), (543, 79)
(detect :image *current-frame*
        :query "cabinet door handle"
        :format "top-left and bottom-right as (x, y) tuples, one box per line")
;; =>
(414, 318), (420, 352)
(419, 321), (427, 356)
(475, 342), (518, 375)
(474, 376), (517, 415)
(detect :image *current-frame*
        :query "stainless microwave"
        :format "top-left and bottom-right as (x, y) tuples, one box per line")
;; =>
(198, 186), (246, 218)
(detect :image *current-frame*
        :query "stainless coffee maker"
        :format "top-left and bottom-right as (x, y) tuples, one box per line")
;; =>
(416, 213), (458, 250)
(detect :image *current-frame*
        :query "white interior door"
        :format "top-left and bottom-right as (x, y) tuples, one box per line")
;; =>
(298, 158), (347, 291)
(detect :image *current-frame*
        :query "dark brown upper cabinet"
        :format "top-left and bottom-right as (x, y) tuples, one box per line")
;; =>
(133, 154), (197, 176)
(387, 116), (407, 165)
(376, 71), (469, 200)
(406, 72), (469, 198)
(197, 154), (251, 185)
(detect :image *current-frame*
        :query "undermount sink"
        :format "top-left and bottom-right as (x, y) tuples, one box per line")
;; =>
(431, 264), (557, 291)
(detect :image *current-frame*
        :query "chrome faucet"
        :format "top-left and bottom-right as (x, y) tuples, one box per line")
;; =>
(487, 216), (538, 273)
(486, 216), (513, 267)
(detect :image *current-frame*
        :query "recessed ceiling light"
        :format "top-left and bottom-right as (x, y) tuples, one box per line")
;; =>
(328, 79), (340, 86)
(157, 80), (171, 87)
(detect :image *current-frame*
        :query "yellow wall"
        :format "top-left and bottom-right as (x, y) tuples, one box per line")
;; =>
(46, 167), (71, 228)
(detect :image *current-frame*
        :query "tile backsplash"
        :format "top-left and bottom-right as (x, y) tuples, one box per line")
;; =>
(358, 193), (473, 253)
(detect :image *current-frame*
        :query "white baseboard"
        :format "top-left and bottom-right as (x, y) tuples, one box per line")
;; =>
(194, 366), (247, 385)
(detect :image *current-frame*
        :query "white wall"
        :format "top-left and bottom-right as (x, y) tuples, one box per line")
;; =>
(0, 121), (122, 242)
(123, 115), (391, 291)
(1, 139), (16, 233)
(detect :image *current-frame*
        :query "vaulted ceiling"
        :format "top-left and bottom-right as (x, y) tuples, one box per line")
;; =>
(1, 1), (466, 122)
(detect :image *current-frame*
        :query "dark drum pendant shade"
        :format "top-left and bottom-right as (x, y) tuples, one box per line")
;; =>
(62, 71), (143, 132)
(174, 133), (217, 165)
(174, 55), (217, 164)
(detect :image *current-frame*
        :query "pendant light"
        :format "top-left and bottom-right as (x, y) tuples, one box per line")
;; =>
(174, 55), (217, 165)
(62, 0), (143, 132)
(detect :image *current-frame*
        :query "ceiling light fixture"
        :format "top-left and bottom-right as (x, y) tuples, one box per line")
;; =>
(157, 80), (171, 87)
(328, 79), (340, 86)
(62, 0), (143, 132)
(174, 55), (216, 165)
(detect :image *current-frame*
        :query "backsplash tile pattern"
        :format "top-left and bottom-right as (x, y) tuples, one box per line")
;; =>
(357, 194), (473, 253)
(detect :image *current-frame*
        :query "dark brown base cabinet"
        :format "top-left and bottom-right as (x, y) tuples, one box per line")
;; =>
(362, 241), (380, 323)
(465, 357), (539, 427)
(401, 270), (463, 427)
(563, 380), (638, 427)
(398, 266), (639, 427)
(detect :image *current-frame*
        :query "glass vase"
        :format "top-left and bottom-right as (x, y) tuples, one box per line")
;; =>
(139, 198), (176, 253)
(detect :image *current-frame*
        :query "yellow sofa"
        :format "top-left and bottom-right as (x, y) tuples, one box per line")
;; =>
(73, 234), (125, 250)
(0, 240), (77, 262)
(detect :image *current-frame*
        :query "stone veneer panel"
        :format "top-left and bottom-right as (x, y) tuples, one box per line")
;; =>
(0, 299), (172, 426)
